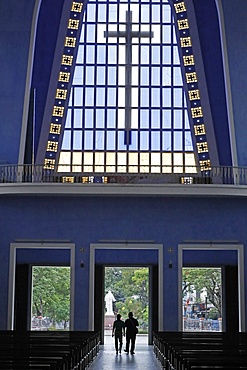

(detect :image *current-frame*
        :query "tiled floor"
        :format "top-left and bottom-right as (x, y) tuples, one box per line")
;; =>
(88, 335), (162, 370)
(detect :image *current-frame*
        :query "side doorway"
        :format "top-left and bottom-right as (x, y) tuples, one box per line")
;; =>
(14, 264), (72, 331)
(8, 243), (75, 330)
(178, 244), (245, 332)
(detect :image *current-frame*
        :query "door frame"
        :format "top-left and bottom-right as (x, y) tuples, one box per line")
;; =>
(8, 242), (75, 330)
(178, 243), (245, 332)
(89, 243), (163, 331)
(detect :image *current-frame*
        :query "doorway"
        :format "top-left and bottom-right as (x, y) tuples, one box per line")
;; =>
(182, 267), (222, 332)
(31, 266), (71, 331)
(103, 267), (149, 338)
(178, 243), (245, 332)
(89, 243), (163, 344)
(8, 242), (75, 330)
(94, 264), (158, 344)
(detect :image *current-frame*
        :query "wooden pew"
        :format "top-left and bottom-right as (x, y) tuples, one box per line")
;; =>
(0, 331), (101, 370)
(153, 331), (247, 370)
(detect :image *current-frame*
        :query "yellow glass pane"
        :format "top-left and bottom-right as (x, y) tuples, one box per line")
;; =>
(118, 166), (127, 173)
(140, 153), (149, 166)
(83, 152), (93, 172)
(106, 157), (116, 171)
(185, 153), (196, 173)
(72, 152), (82, 172)
(173, 153), (183, 173)
(95, 152), (104, 165)
(106, 166), (116, 173)
(95, 166), (104, 172)
(117, 152), (127, 165)
(162, 153), (172, 173)
(72, 152), (82, 165)
(140, 153), (151, 173)
(140, 166), (149, 173)
(106, 152), (116, 166)
(151, 152), (161, 173)
(129, 166), (138, 173)
(129, 152), (138, 165)
(151, 153), (160, 165)
(58, 152), (71, 172)
(83, 152), (93, 164)
(84, 165), (93, 172)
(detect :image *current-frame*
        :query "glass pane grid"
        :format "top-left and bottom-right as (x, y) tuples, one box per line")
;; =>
(59, 0), (196, 174)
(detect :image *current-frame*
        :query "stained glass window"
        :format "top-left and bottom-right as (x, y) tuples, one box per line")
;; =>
(58, 0), (196, 174)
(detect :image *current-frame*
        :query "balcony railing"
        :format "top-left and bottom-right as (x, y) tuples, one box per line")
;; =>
(0, 164), (247, 185)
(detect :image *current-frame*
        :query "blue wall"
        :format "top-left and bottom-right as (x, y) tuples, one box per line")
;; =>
(0, 194), (246, 330)
(220, 0), (247, 166)
(0, 0), (36, 164)
(192, 0), (231, 165)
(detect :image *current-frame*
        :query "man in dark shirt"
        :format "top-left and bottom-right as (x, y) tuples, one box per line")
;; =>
(112, 314), (125, 354)
(124, 311), (139, 354)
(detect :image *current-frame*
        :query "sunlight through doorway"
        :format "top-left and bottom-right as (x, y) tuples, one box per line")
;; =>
(31, 266), (71, 331)
(104, 267), (149, 339)
(182, 267), (222, 332)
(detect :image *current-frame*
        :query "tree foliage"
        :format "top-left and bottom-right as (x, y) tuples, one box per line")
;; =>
(32, 267), (70, 327)
(182, 268), (221, 316)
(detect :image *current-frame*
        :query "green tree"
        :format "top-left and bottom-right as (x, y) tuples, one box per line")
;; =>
(32, 267), (70, 329)
(132, 268), (149, 309)
(105, 267), (125, 303)
(182, 268), (221, 316)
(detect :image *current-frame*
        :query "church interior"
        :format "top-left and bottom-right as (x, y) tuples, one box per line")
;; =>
(1, 0), (247, 367)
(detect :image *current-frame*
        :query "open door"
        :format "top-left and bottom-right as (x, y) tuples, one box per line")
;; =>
(224, 266), (239, 332)
(14, 264), (32, 330)
(94, 264), (158, 344)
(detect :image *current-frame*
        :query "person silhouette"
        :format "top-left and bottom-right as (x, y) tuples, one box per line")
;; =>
(124, 311), (139, 354)
(112, 314), (125, 355)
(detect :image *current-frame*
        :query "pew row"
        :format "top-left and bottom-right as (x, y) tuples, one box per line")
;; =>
(153, 331), (247, 370)
(0, 330), (101, 370)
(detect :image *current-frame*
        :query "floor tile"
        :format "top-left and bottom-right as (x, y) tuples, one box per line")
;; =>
(88, 335), (161, 370)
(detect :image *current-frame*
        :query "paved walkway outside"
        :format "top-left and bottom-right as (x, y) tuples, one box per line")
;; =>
(88, 334), (162, 370)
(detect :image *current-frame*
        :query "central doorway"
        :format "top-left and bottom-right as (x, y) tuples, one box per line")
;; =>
(89, 243), (163, 344)
(104, 266), (150, 340)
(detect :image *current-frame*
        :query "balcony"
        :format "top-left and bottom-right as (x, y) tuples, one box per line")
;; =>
(0, 164), (247, 197)
(0, 164), (246, 184)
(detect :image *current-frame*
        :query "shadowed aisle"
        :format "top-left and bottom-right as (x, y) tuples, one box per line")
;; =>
(88, 334), (161, 370)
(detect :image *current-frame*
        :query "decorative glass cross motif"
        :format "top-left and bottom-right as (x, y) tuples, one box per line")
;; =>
(104, 10), (154, 145)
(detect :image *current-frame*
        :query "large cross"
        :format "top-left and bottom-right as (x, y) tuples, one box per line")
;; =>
(104, 11), (154, 145)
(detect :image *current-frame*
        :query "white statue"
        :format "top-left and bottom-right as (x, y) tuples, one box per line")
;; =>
(105, 290), (116, 315)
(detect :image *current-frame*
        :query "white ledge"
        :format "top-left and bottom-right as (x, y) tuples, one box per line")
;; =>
(0, 182), (247, 197)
